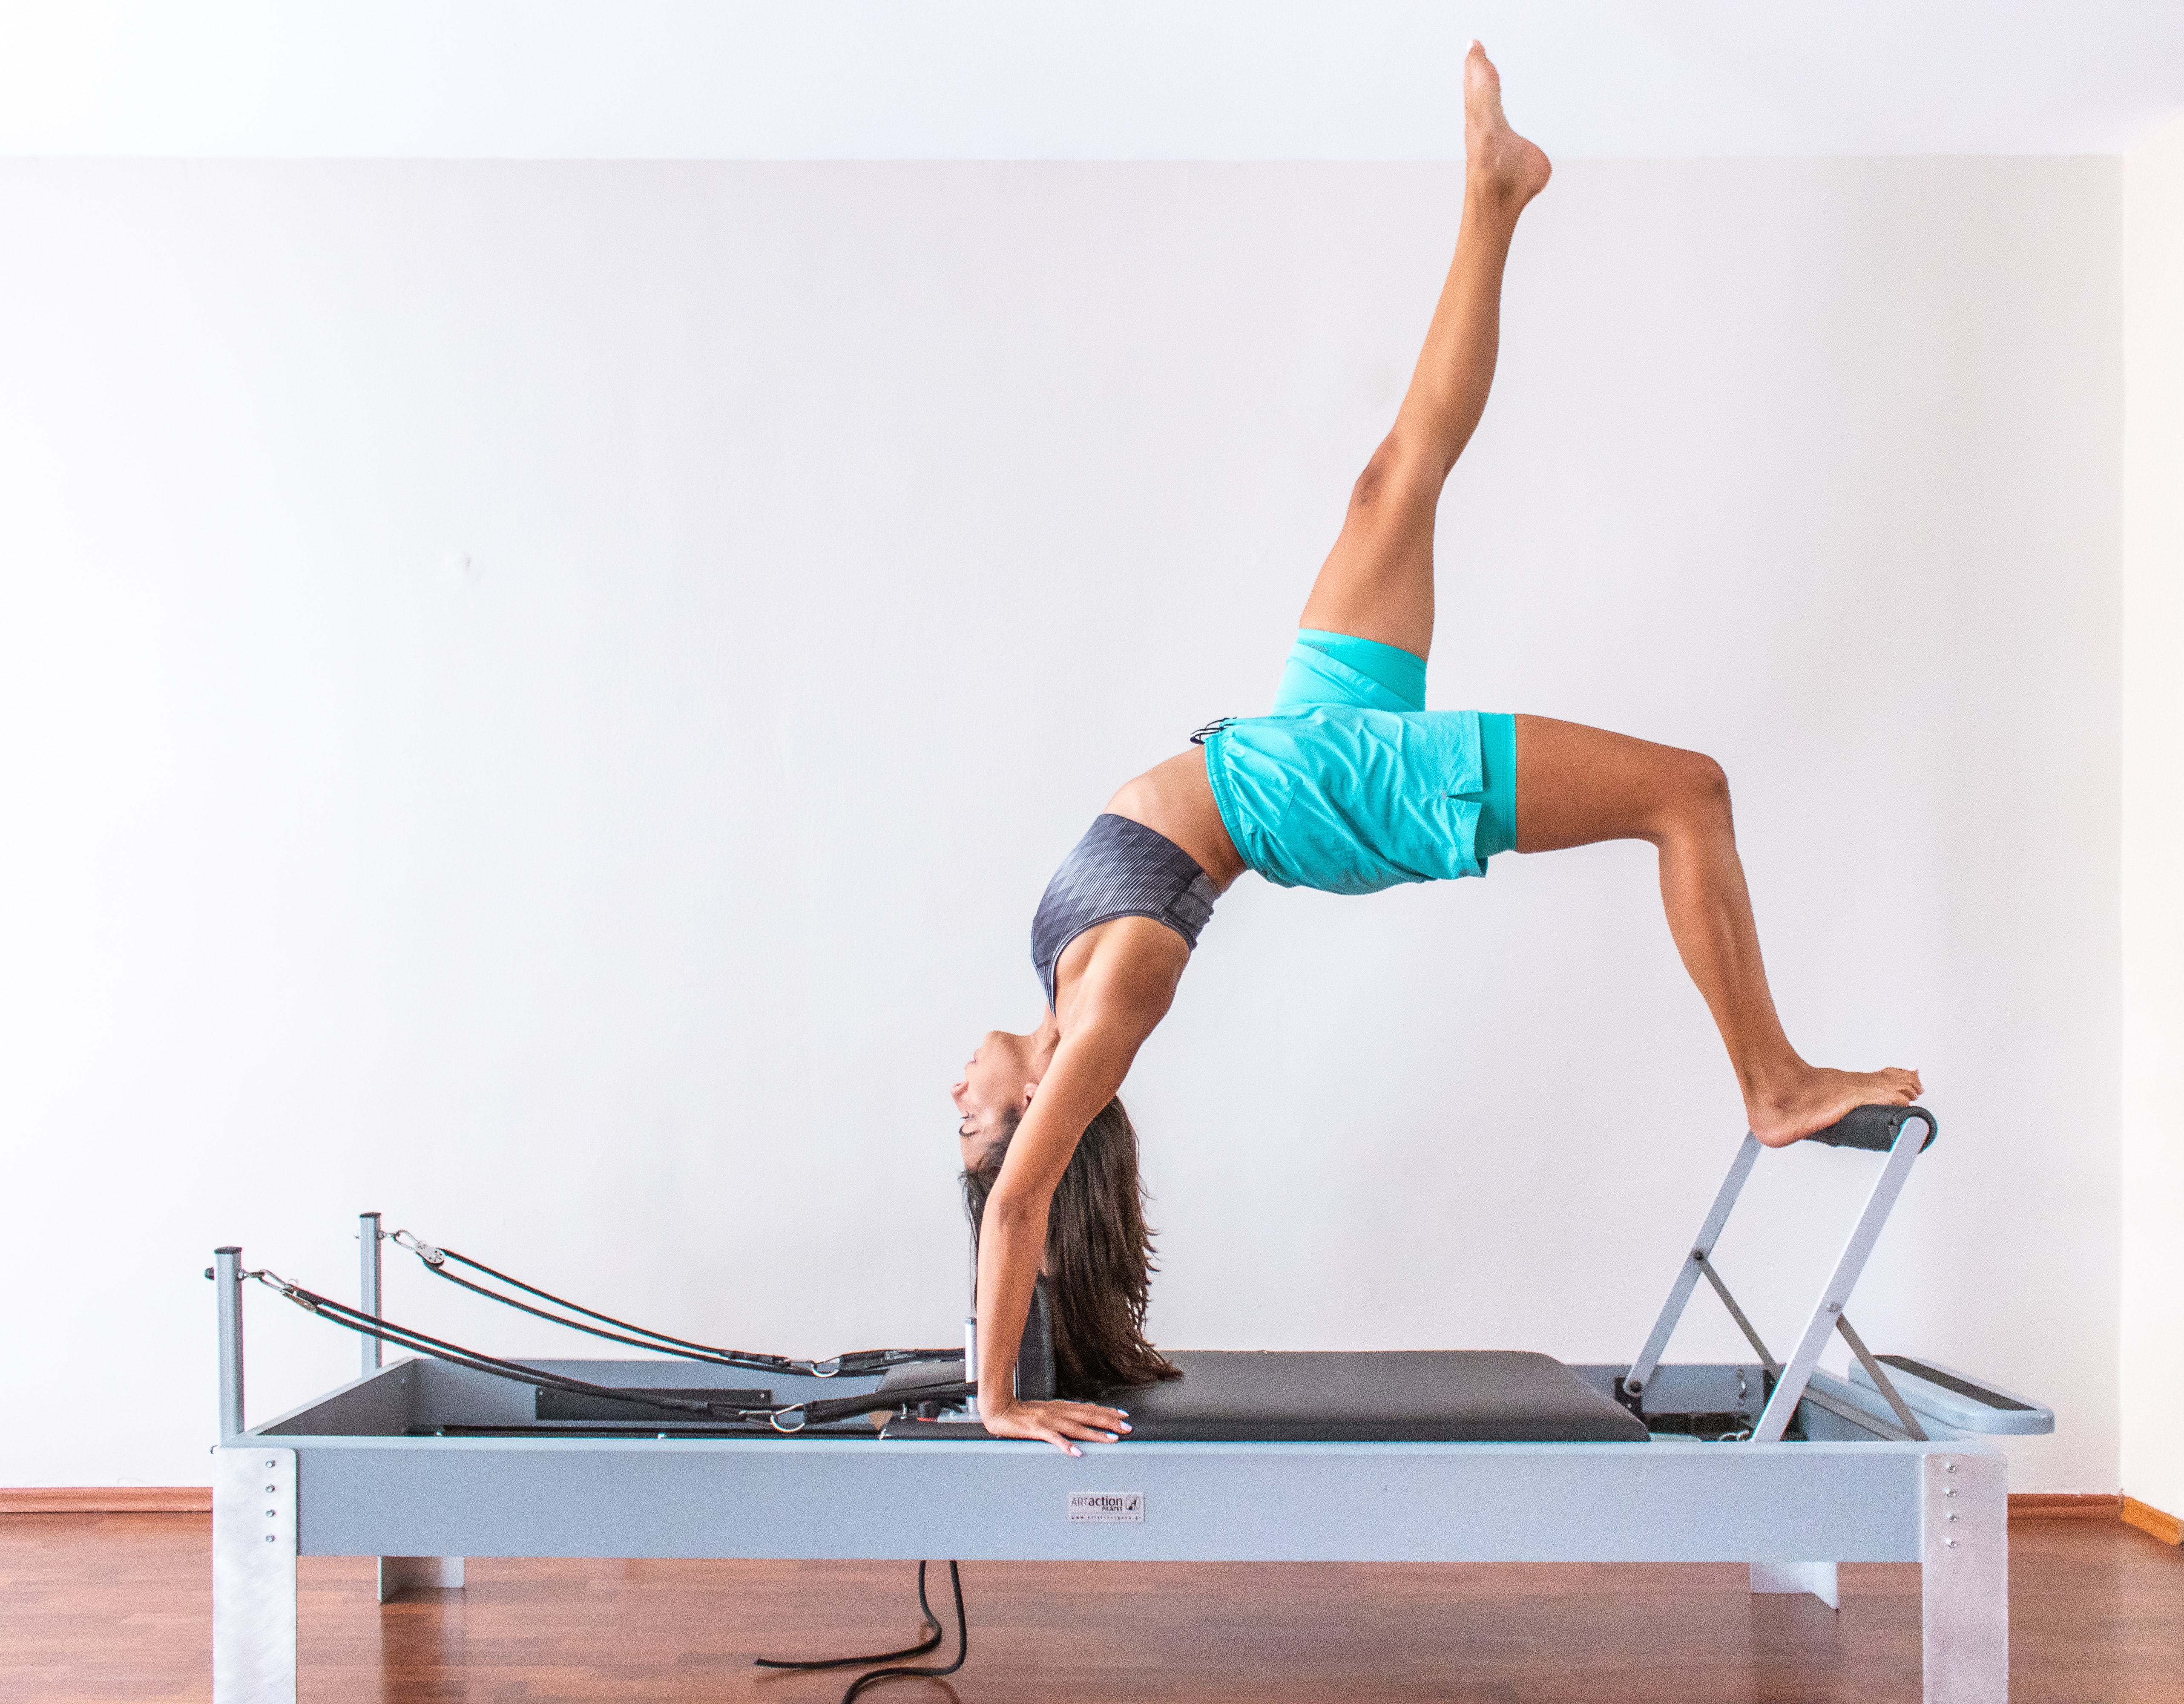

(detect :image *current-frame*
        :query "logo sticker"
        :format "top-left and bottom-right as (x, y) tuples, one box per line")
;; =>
(1068, 1491), (1144, 1524)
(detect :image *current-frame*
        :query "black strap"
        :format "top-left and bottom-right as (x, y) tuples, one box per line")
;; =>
(247, 1271), (972, 1430)
(420, 1256), (794, 1372)
(402, 1238), (952, 1379)
(254, 1278), (753, 1418)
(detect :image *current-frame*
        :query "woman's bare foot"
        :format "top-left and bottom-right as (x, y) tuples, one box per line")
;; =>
(1746, 1065), (1925, 1148)
(1464, 43), (1552, 207)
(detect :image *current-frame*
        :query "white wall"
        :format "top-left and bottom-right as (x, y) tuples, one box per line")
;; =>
(4, 1), (2182, 157)
(0, 157), (2119, 1491)
(2122, 114), (2184, 1521)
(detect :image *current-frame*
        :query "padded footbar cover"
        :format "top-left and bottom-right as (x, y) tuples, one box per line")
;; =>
(883, 1350), (1649, 1443)
(1809, 1103), (1938, 1153)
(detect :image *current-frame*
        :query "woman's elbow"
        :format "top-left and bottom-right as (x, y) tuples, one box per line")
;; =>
(983, 1187), (1049, 1237)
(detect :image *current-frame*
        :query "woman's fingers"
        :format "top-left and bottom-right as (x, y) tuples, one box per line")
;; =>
(989, 1399), (1135, 1453)
(1054, 1409), (1131, 1450)
(1031, 1420), (1113, 1454)
(1023, 1417), (1093, 1455)
(1057, 1402), (1131, 1430)
(1056, 1418), (1128, 1442)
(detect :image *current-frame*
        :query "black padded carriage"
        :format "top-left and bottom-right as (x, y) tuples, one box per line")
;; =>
(883, 1349), (1649, 1442)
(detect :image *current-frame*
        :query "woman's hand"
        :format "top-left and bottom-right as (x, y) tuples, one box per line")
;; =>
(979, 1397), (1132, 1455)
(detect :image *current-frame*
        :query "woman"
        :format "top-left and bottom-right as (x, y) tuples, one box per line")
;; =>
(949, 45), (1921, 1455)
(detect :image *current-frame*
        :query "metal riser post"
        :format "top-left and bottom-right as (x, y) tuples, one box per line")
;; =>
(359, 1212), (382, 1376)
(215, 1246), (245, 1441)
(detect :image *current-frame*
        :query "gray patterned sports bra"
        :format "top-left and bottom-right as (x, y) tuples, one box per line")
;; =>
(1031, 814), (1218, 1010)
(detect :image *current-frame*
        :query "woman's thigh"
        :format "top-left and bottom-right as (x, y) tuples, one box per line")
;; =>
(1512, 714), (1724, 853)
(1296, 438), (1444, 661)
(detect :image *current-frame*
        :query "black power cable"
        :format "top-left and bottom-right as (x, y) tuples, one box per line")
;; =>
(756, 1561), (968, 1703)
(754, 1560), (945, 1671)
(843, 1563), (967, 1702)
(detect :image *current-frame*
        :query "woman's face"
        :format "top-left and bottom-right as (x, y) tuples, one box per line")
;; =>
(951, 1029), (1038, 1168)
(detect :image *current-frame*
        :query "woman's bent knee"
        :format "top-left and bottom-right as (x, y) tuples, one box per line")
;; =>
(1660, 748), (1733, 834)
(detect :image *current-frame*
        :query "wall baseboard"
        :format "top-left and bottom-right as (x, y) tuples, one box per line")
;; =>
(0, 1488), (211, 1514)
(2009, 1493), (2122, 1520)
(2122, 1496), (2184, 1545)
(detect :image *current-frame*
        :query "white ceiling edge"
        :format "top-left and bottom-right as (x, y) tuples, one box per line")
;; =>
(3, 0), (2180, 161)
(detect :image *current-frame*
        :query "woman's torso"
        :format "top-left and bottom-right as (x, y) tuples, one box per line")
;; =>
(1041, 749), (1241, 1022)
(1038, 627), (1503, 1025)
(1104, 748), (1246, 891)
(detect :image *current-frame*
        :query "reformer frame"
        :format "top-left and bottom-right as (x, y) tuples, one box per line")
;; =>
(208, 1110), (2024, 1704)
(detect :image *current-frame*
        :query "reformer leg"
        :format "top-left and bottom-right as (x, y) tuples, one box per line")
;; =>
(1750, 1560), (1839, 1609)
(1922, 1453), (2008, 1704)
(213, 1445), (296, 1704)
(378, 1556), (466, 1600)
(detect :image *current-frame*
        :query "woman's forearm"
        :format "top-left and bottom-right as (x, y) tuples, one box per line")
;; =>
(973, 1195), (1048, 1416)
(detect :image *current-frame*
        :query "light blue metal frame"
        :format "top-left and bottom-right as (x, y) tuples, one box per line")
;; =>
(213, 1350), (2011, 1704)
(209, 1144), (2017, 1704)
(250, 1356), (1948, 1565)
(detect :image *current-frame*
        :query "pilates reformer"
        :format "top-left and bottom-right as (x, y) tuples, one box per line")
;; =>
(206, 1104), (2049, 1704)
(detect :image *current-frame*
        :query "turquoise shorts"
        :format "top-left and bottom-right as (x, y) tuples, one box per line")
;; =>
(1201, 629), (1516, 895)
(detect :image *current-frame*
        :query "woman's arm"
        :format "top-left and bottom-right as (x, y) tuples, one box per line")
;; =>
(974, 1020), (1138, 1451)
(975, 947), (1178, 1451)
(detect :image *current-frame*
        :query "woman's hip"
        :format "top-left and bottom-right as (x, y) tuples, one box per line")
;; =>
(1204, 705), (1516, 894)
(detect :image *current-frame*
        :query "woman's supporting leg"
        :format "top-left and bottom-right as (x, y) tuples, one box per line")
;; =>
(1297, 43), (1552, 660)
(1514, 714), (1922, 1146)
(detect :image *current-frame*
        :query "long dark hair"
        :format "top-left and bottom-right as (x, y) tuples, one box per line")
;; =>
(960, 1096), (1181, 1398)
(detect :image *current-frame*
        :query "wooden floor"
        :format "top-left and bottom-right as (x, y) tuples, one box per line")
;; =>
(3, 1514), (2181, 1702)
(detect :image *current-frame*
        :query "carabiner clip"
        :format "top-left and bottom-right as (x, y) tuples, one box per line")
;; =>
(250, 1268), (316, 1313)
(769, 1405), (809, 1433)
(391, 1229), (446, 1266)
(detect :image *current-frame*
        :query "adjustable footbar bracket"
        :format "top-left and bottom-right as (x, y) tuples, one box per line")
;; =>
(1622, 1104), (1938, 1443)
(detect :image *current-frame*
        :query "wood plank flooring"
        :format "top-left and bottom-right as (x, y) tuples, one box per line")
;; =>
(3, 1512), (2179, 1702)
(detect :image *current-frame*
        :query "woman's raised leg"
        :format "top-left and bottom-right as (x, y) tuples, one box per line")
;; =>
(1513, 715), (1923, 1146)
(1296, 43), (1551, 659)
